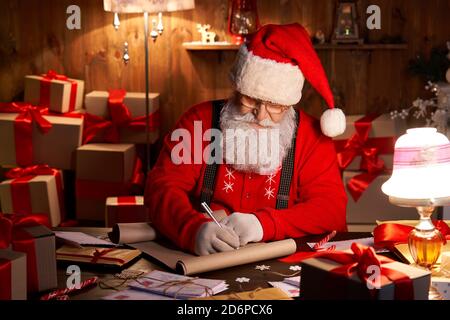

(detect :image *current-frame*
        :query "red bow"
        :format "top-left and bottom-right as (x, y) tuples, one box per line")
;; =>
(335, 114), (395, 201)
(42, 70), (69, 81)
(82, 89), (160, 144)
(318, 243), (414, 300)
(0, 214), (50, 249)
(0, 102), (52, 166)
(374, 221), (450, 249)
(6, 164), (57, 179)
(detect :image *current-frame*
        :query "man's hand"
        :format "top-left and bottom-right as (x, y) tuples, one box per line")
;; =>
(194, 222), (240, 256)
(221, 213), (263, 246)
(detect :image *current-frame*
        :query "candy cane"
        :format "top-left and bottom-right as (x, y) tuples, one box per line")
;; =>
(313, 230), (337, 251)
(40, 277), (98, 300)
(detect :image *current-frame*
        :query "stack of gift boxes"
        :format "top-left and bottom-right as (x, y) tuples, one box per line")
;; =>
(333, 114), (418, 226)
(0, 71), (157, 227)
(0, 71), (158, 298)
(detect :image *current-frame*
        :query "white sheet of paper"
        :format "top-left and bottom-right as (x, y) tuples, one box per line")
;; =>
(55, 231), (114, 247)
(268, 281), (300, 298)
(102, 289), (176, 300)
(307, 237), (375, 251)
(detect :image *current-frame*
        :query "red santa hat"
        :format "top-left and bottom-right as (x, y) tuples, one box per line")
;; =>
(230, 23), (346, 137)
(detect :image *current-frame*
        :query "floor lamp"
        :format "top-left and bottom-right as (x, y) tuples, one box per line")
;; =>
(103, 0), (195, 173)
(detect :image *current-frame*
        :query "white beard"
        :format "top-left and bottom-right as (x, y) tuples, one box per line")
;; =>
(219, 99), (297, 175)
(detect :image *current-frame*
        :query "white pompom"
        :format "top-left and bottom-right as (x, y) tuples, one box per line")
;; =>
(320, 108), (346, 138)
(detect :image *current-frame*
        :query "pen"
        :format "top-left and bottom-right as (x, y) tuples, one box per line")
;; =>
(201, 202), (223, 228)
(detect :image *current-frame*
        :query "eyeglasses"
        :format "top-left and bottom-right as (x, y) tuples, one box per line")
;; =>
(238, 94), (289, 115)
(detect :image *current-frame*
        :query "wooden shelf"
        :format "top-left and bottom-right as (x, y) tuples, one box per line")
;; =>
(314, 43), (408, 50)
(182, 42), (240, 51)
(183, 42), (408, 51)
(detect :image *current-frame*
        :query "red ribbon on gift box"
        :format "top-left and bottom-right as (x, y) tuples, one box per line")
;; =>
(5, 165), (66, 223)
(0, 214), (50, 293)
(334, 114), (396, 202)
(0, 258), (12, 299)
(76, 157), (145, 200)
(83, 89), (160, 144)
(374, 221), (450, 249)
(107, 196), (147, 227)
(40, 70), (78, 112)
(0, 102), (52, 167)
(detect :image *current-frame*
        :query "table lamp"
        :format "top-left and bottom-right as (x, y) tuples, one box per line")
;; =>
(381, 127), (450, 268)
(103, 0), (195, 172)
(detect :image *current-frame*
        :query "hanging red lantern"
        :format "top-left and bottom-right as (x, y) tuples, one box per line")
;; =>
(228, 0), (260, 45)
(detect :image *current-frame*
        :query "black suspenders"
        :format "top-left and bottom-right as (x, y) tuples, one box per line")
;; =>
(199, 100), (299, 210)
(199, 100), (225, 208)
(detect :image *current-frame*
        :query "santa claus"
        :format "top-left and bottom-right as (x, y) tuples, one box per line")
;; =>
(145, 23), (348, 255)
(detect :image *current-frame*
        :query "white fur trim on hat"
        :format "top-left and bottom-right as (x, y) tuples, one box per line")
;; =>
(230, 45), (305, 106)
(320, 108), (346, 138)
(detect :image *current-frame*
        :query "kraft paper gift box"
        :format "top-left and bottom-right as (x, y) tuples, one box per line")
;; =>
(8, 224), (57, 294)
(0, 111), (83, 170)
(84, 91), (160, 144)
(300, 250), (431, 300)
(24, 73), (85, 114)
(333, 114), (407, 171)
(76, 143), (138, 221)
(0, 250), (27, 300)
(344, 171), (418, 224)
(105, 196), (148, 227)
(0, 170), (64, 227)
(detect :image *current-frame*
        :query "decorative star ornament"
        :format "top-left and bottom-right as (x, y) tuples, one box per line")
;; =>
(255, 265), (271, 271)
(235, 277), (250, 283)
(289, 265), (302, 271)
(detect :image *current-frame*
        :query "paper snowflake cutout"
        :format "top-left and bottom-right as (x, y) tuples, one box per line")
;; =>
(225, 167), (236, 180)
(264, 186), (275, 200)
(289, 265), (302, 271)
(266, 173), (276, 185)
(255, 265), (271, 271)
(235, 277), (250, 283)
(223, 181), (234, 193)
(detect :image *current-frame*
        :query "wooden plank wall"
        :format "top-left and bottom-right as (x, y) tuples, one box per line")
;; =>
(1, 0), (449, 140)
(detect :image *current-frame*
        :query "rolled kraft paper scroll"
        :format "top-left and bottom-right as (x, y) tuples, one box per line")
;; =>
(108, 223), (157, 244)
(176, 239), (297, 275)
(108, 210), (227, 244)
(130, 238), (297, 276)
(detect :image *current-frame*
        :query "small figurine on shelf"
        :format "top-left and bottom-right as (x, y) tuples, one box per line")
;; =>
(314, 30), (326, 45)
(197, 24), (216, 44)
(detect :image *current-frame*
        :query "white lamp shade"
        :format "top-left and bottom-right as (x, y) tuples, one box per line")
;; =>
(103, 0), (195, 13)
(381, 128), (450, 205)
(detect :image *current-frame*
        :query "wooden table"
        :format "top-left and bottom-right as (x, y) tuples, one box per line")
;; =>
(52, 228), (375, 300)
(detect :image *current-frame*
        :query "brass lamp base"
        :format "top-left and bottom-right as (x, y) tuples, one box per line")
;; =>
(408, 206), (444, 269)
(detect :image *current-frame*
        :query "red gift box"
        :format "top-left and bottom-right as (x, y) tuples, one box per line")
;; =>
(75, 144), (145, 222)
(0, 250), (27, 300)
(105, 196), (149, 227)
(0, 165), (65, 227)
(24, 70), (84, 114)
(333, 114), (401, 202)
(0, 214), (57, 294)
(300, 243), (431, 300)
(83, 89), (160, 144)
(0, 102), (83, 170)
